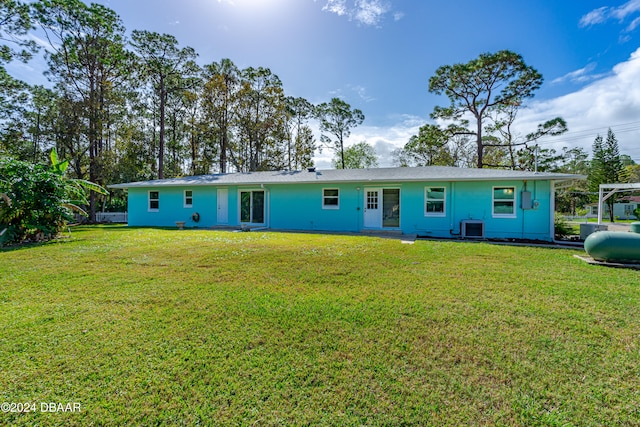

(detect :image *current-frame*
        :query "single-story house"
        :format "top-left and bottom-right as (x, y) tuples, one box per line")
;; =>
(109, 166), (584, 241)
(585, 196), (640, 220)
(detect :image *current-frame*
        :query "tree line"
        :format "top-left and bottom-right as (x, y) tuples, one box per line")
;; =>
(390, 50), (638, 218)
(0, 0), (368, 218)
(1, 1), (638, 224)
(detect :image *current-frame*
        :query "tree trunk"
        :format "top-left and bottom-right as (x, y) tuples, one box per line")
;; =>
(608, 200), (615, 222)
(476, 118), (483, 169)
(158, 81), (166, 179)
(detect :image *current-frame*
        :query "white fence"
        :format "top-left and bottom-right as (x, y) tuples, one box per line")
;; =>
(95, 212), (128, 223)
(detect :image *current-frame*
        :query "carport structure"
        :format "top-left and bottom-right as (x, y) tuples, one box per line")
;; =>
(597, 182), (640, 224)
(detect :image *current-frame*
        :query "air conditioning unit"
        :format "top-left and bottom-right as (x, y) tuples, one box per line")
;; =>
(461, 220), (484, 238)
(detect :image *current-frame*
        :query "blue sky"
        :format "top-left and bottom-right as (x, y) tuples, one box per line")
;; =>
(10, 0), (640, 167)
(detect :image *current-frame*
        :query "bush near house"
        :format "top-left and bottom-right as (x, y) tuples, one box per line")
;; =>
(554, 213), (574, 238)
(0, 151), (106, 245)
(0, 157), (71, 244)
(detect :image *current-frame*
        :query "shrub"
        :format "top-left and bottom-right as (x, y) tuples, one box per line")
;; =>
(0, 150), (107, 246)
(0, 158), (70, 244)
(554, 213), (574, 239)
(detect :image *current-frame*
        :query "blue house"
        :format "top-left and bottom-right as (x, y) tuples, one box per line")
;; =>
(109, 166), (584, 241)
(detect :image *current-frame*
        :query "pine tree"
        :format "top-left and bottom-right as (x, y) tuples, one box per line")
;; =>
(589, 128), (624, 221)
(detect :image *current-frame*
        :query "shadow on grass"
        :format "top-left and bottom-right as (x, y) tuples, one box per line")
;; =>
(0, 233), (79, 253)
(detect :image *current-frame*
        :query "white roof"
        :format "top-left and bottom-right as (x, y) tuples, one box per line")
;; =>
(109, 166), (585, 189)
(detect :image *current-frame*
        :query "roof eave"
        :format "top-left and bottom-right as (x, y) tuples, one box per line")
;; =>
(108, 173), (586, 189)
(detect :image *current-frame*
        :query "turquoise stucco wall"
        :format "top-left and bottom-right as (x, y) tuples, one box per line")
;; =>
(125, 179), (554, 240)
(128, 186), (238, 228)
(399, 180), (552, 240)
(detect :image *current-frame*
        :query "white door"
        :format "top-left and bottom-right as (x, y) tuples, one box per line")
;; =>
(363, 188), (382, 228)
(217, 188), (228, 224)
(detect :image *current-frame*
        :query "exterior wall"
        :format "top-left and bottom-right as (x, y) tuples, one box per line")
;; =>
(615, 203), (639, 219)
(268, 184), (361, 232)
(125, 179), (555, 240)
(127, 186), (238, 228)
(587, 202), (639, 219)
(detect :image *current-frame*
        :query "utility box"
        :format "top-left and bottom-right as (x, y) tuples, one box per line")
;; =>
(580, 223), (608, 240)
(521, 191), (532, 210)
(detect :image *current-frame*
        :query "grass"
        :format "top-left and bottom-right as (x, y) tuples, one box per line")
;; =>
(568, 217), (638, 224)
(1, 225), (639, 426)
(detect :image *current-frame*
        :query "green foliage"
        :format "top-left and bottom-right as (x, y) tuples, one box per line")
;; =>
(332, 141), (378, 169)
(0, 149), (107, 245)
(624, 164), (640, 183)
(0, 157), (71, 244)
(395, 124), (455, 167)
(429, 50), (543, 168)
(32, 0), (131, 218)
(316, 97), (365, 169)
(285, 96), (316, 170)
(0, 0), (38, 64)
(553, 213), (574, 238)
(131, 29), (199, 179)
(589, 129), (624, 222)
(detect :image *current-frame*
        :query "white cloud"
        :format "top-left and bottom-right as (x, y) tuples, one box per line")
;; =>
(332, 115), (424, 167)
(322, 0), (348, 16)
(319, 0), (397, 27)
(551, 63), (602, 84)
(627, 15), (640, 31)
(393, 11), (404, 21)
(318, 49), (640, 168)
(353, 0), (390, 26)
(579, 7), (609, 27)
(347, 84), (375, 102)
(517, 48), (640, 161)
(580, 0), (640, 31)
(310, 114), (424, 168)
(611, 0), (640, 20)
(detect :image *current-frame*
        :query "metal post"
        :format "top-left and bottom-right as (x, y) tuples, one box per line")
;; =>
(597, 185), (603, 225)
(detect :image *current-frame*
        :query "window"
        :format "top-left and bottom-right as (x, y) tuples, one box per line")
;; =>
(184, 190), (193, 208)
(149, 191), (159, 211)
(493, 186), (516, 217)
(367, 190), (378, 210)
(425, 187), (446, 216)
(323, 188), (339, 209)
(240, 190), (265, 224)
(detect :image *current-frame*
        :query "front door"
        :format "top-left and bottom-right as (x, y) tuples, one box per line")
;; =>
(363, 188), (382, 228)
(217, 188), (228, 224)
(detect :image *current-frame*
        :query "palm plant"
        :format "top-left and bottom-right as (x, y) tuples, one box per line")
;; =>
(0, 149), (108, 245)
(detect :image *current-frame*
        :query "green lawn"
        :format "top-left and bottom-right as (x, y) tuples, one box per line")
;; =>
(1, 226), (639, 426)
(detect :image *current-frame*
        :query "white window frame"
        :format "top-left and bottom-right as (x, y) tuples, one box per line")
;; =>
(322, 188), (340, 209)
(184, 190), (193, 208)
(148, 190), (159, 212)
(492, 186), (516, 218)
(425, 186), (446, 217)
(239, 189), (266, 225)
